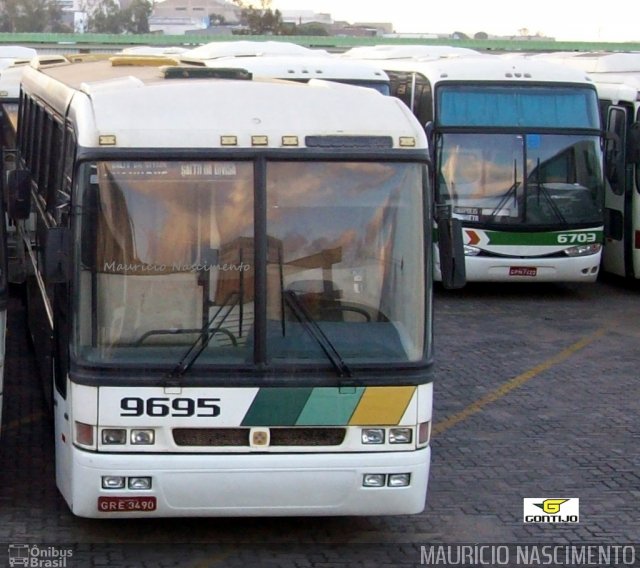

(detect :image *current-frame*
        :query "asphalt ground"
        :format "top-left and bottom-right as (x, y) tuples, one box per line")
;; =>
(1, 275), (639, 567)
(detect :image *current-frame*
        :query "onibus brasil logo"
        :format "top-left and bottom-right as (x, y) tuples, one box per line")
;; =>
(523, 498), (579, 523)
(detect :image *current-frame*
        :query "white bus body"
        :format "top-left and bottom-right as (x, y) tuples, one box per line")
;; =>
(369, 55), (605, 282)
(8, 57), (440, 517)
(340, 44), (480, 61)
(594, 80), (640, 279)
(182, 53), (390, 94)
(533, 52), (640, 279)
(181, 40), (326, 61)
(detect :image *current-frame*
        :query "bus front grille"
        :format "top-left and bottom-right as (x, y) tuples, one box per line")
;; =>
(172, 427), (347, 447)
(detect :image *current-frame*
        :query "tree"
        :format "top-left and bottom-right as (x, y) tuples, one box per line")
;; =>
(0, 0), (67, 32)
(209, 13), (226, 26)
(232, 0), (284, 35)
(84, 0), (152, 34)
(86, 0), (124, 33)
(123, 0), (152, 33)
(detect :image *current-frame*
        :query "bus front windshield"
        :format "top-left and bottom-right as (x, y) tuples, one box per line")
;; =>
(437, 133), (604, 228)
(73, 160), (426, 372)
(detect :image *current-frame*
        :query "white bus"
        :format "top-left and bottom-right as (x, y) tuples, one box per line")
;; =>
(0, 60), (25, 437)
(180, 40), (326, 60)
(5, 56), (463, 517)
(181, 53), (391, 94)
(340, 44), (480, 61)
(531, 52), (640, 280)
(370, 55), (605, 282)
(0, 171), (6, 438)
(594, 79), (640, 279)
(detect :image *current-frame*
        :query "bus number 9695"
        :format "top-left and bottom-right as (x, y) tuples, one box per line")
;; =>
(120, 397), (221, 417)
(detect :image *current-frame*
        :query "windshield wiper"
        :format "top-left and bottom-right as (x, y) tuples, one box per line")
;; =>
(166, 291), (239, 380)
(531, 158), (567, 224)
(490, 159), (520, 218)
(283, 290), (353, 380)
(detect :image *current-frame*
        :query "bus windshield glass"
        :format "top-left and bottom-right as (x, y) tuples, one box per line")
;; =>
(73, 160), (426, 370)
(437, 133), (604, 228)
(437, 85), (601, 128)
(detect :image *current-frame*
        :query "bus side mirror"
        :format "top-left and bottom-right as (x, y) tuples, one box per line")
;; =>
(6, 169), (31, 220)
(436, 206), (466, 289)
(627, 122), (640, 164)
(42, 227), (71, 284)
(424, 121), (435, 163)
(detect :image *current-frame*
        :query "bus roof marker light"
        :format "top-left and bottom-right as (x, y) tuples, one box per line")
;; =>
(99, 135), (116, 146)
(399, 137), (416, 148)
(220, 135), (237, 146)
(251, 135), (268, 146)
(281, 136), (299, 147)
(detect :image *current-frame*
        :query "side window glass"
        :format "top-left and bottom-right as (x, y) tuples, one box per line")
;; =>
(605, 108), (626, 196)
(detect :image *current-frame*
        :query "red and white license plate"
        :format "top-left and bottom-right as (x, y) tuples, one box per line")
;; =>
(98, 496), (157, 512)
(509, 266), (537, 277)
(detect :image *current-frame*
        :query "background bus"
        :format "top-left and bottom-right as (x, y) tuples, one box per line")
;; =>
(180, 53), (390, 94)
(531, 52), (640, 280)
(594, 80), (640, 279)
(4, 55), (462, 517)
(0, 181), (6, 438)
(361, 54), (605, 283)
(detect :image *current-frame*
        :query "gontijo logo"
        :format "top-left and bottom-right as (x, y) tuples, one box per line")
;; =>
(523, 498), (579, 523)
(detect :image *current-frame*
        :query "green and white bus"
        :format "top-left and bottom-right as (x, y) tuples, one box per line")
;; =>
(359, 54), (605, 282)
(4, 55), (463, 517)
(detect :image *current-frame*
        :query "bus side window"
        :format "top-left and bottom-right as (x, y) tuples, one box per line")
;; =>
(605, 107), (627, 195)
(626, 121), (640, 164)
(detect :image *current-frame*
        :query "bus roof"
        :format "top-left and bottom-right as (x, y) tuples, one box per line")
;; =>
(340, 44), (480, 61)
(0, 61), (31, 100)
(594, 80), (640, 104)
(20, 58), (426, 151)
(180, 40), (326, 62)
(377, 54), (595, 85)
(532, 51), (640, 74)
(186, 54), (389, 83)
(0, 45), (37, 60)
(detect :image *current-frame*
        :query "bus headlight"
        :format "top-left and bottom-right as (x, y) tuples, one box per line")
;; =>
(464, 245), (481, 256)
(388, 473), (411, 487)
(563, 243), (601, 257)
(389, 428), (412, 444)
(102, 429), (127, 445)
(102, 476), (126, 489)
(128, 477), (152, 490)
(131, 429), (155, 445)
(361, 428), (385, 444)
(363, 474), (386, 487)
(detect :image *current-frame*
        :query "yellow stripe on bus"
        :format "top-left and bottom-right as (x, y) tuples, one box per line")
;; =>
(348, 386), (416, 425)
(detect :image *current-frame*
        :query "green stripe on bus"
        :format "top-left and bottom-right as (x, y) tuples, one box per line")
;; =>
(295, 387), (365, 426)
(241, 387), (314, 426)
(484, 229), (603, 246)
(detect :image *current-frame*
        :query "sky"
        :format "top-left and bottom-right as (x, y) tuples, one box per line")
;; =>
(270, 0), (640, 43)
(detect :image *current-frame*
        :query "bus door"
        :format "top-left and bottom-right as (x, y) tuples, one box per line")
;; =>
(603, 103), (640, 278)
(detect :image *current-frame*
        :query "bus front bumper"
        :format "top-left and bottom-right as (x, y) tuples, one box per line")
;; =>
(64, 446), (430, 518)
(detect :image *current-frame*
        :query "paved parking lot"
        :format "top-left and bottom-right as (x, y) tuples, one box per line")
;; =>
(1, 276), (638, 567)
